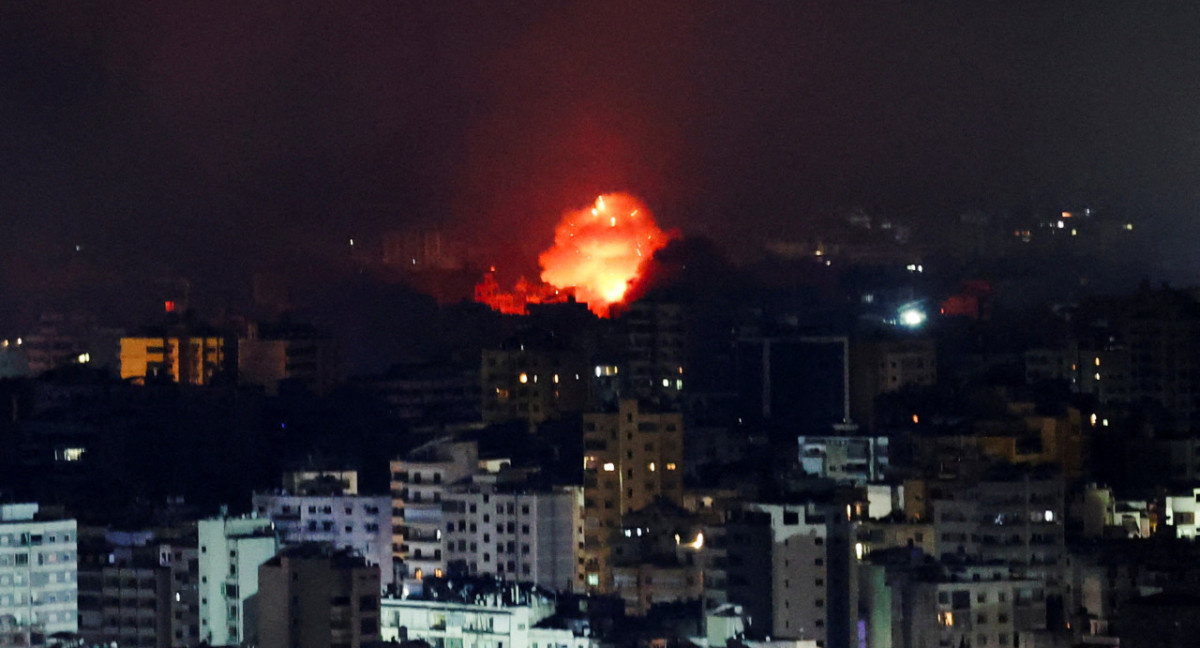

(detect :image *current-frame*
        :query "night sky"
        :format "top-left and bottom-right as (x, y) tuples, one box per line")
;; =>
(3, 2), (1200, 331)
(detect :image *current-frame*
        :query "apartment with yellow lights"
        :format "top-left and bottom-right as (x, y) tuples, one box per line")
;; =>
(581, 399), (683, 592)
(481, 346), (589, 426)
(120, 332), (226, 385)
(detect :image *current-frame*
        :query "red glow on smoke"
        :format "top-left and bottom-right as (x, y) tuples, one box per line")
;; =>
(475, 193), (675, 317)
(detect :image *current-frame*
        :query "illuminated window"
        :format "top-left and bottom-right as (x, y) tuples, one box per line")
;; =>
(55, 448), (86, 462)
(586, 573), (599, 586)
(938, 611), (954, 627)
(602, 463), (616, 472)
(648, 462), (656, 472)
(665, 463), (677, 471)
(518, 373), (528, 384)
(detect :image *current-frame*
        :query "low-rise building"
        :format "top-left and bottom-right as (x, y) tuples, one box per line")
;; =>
(797, 434), (890, 485)
(380, 578), (594, 648)
(253, 491), (392, 587)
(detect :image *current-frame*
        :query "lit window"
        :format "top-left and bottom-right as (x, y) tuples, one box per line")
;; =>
(666, 463), (677, 471)
(55, 448), (86, 462)
(602, 463), (616, 472)
(648, 462), (656, 472)
(518, 373), (528, 384)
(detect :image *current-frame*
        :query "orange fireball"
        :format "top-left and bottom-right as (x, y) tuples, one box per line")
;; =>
(539, 193), (674, 316)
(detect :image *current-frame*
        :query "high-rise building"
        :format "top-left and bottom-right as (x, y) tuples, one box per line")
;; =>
(481, 347), (590, 426)
(581, 399), (684, 592)
(120, 332), (226, 385)
(197, 513), (278, 646)
(0, 503), (78, 645)
(257, 544), (381, 648)
(76, 528), (199, 648)
(441, 477), (584, 592)
(236, 321), (338, 395)
(723, 501), (857, 648)
(390, 440), (479, 590)
(858, 552), (1049, 648)
(621, 302), (686, 404)
(849, 337), (936, 428)
(931, 469), (1065, 585)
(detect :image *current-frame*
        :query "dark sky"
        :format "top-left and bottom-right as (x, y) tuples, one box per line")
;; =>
(3, 2), (1200, 330)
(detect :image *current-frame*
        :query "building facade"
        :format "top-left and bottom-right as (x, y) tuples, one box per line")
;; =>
(197, 513), (278, 646)
(390, 439), (480, 590)
(252, 491), (393, 587)
(723, 501), (857, 648)
(441, 479), (584, 593)
(0, 503), (78, 645)
(582, 399), (684, 592)
(120, 334), (226, 385)
(257, 544), (382, 648)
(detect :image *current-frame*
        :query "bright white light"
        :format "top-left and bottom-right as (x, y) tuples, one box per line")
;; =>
(899, 307), (926, 328)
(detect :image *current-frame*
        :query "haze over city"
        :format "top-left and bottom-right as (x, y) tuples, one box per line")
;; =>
(4, 1), (1200, 335)
(7, 4), (1200, 648)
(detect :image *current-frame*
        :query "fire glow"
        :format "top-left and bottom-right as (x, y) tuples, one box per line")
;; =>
(475, 193), (675, 317)
(540, 193), (672, 316)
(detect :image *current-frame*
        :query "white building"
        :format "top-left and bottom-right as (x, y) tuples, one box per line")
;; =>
(197, 513), (279, 646)
(1165, 487), (1200, 538)
(380, 579), (594, 648)
(391, 439), (480, 589)
(252, 491), (392, 586)
(442, 478), (584, 593)
(0, 503), (78, 645)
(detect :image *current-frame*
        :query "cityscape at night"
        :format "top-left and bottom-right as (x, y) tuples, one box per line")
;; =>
(4, 2), (1200, 647)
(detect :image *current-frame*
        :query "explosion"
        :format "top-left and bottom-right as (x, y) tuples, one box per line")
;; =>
(475, 193), (675, 317)
(539, 193), (673, 316)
